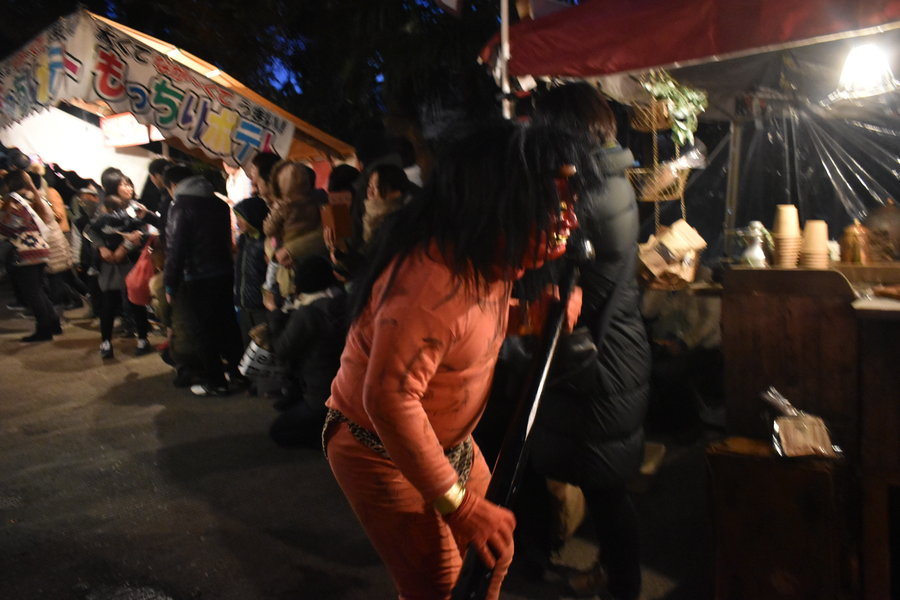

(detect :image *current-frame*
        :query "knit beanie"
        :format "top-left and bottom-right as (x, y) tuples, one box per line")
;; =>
(233, 196), (269, 233)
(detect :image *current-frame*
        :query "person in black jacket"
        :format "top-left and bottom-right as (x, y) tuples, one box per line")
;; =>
(87, 168), (151, 359)
(164, 175), (245, 396)
(232, 195), (270, 347)
(265, 254), (347, 446)
(525, 82), (652, 600)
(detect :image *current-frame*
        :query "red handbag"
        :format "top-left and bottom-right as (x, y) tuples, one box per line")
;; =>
(125, 236), (158, 305)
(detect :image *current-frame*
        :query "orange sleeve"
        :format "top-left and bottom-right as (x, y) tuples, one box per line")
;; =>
(361, 302), (460, 503)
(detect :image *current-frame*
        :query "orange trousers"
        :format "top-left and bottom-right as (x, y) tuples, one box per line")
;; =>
(326, 421), (509, 600)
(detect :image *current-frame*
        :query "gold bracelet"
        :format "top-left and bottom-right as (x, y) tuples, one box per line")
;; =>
(433, 482), (466, 515)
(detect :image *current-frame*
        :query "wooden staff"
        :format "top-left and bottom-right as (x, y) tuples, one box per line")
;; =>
(452, 235), (587, 600)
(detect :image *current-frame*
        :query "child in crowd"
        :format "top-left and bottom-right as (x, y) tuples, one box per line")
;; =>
(232, 195), (270, 347)
(260, 161), (326, 309)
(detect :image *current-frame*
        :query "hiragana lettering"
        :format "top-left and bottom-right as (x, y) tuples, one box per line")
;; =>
(126, 82), (151, 113)
(150, 76), (185, 128)
(177, 91), (211, 144)
(92, 48), (126, 100)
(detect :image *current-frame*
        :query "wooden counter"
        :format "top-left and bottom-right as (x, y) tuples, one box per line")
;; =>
(721, 267), (900, 599)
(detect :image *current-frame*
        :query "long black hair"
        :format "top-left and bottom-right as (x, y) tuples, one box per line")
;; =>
(533, 81), (617, 145)
(100, 167), (126, 197)
(349, 119), (600, 320)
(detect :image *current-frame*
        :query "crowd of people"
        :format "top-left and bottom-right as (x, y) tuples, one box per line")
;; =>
(0, 83), (651, 600)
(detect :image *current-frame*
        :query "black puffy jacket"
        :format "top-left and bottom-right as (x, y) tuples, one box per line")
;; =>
(528, 145), (651, 489)
(164, 176), (234, 294)
(266, 286), (348, 411)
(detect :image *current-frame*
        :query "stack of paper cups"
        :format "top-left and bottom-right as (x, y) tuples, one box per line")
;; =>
(799, 220), (830, 268)
(773, 205), (802, 268)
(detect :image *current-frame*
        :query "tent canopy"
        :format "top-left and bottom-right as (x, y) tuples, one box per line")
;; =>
(482, 0), (900, 265)
(0, 10), (354, 166)
(483, 0), (900, 80)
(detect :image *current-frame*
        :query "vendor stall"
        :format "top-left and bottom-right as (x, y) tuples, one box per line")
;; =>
(484, 2), (900, 598)
(0, 9), (354, 181)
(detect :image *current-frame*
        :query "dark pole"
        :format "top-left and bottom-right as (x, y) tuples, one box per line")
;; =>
(451, 239), (586, 600)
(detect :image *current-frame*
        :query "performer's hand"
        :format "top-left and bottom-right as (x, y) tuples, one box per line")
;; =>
(443, 490), (515, 569)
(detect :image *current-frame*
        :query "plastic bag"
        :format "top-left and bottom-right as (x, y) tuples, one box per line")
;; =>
(760, 387), (840, 457)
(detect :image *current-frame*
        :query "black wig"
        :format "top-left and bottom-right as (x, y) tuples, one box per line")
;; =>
(350, 119), (600, 319)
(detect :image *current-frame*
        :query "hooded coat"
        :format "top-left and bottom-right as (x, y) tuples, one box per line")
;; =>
(528, 145), (651, 489)
(164, 175), (234, 294)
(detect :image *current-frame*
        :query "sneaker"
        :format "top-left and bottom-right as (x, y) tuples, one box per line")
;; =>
(134, 338), (153, 356)
(100, 340), (114, 359)
(190, 384), (229, 397)
(6, 302), (25, 311)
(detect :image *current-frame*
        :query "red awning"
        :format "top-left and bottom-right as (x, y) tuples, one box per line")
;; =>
(482, 0), (900, 78)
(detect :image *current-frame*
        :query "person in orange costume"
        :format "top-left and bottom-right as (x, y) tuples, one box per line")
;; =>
(324, 119), (597, 600)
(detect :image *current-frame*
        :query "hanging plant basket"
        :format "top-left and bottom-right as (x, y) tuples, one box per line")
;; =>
(626, 165), (691, 202)
(629, 99), (673, 132)
(636, 70), (708, 147)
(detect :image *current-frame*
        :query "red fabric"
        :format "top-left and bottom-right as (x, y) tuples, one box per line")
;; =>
(442, 487), (515, 591)
(125, 238), (157, 306)
(327, 247), (511, 503)
(327, 422), (505, 599)
(483, 0), (900, 77)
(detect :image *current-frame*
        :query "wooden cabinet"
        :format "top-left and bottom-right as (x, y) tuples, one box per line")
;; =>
(721, 267), (900, 600)
(856, 304), (900, 600)
(722, 268), (859, 457)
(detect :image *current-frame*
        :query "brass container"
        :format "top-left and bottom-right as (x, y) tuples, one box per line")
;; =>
(862, 198), (900, 260)
(839, 219), (871, 264)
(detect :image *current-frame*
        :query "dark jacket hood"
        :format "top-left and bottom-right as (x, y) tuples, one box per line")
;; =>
(174, 175), (214, 199)
(233, 196), (269, 232)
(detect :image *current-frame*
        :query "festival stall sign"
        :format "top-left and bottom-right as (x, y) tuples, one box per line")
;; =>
(100, 112), (165, 148)
(0, 10), (353, 165)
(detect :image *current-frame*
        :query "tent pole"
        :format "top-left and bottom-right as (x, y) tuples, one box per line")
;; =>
(500, 0), (512, 119)
(724, 119), (742, 257)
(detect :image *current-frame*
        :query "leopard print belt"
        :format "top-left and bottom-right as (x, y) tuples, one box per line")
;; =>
(323, 407), (474, 486)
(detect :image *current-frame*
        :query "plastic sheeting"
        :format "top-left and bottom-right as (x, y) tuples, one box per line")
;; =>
(629, 29), (900, 269)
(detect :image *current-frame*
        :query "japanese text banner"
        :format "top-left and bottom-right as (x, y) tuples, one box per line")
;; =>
(0, 11), (295, 166)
